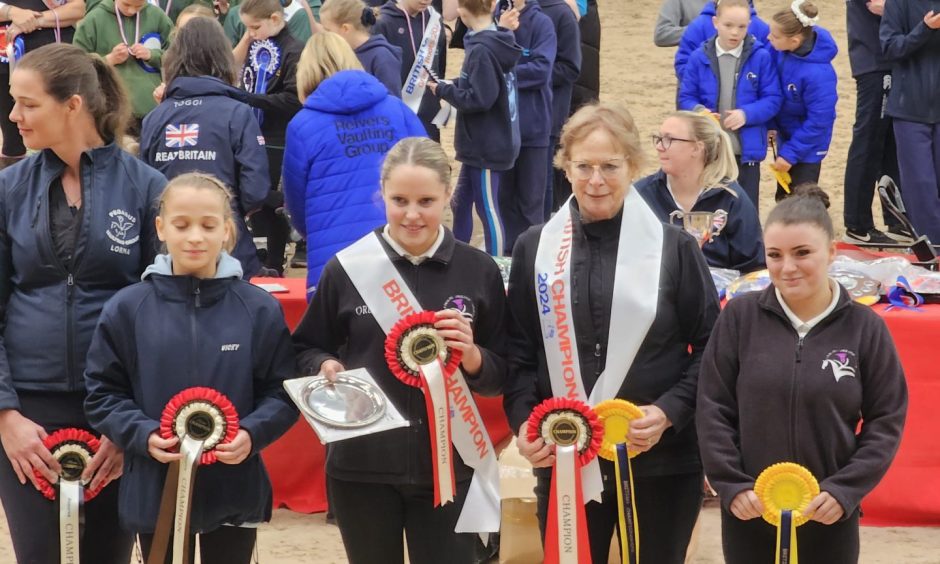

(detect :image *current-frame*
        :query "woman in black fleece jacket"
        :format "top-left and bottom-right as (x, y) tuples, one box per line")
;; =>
(697, 185), (908, 564)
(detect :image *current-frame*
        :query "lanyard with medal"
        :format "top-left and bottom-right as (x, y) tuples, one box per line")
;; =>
(115, 7), (161, 73)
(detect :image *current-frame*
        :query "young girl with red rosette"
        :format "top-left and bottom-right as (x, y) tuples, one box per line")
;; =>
(292, 137), (508, 564)
(83, 173), (298, 563)
(697, 184), (908, 563)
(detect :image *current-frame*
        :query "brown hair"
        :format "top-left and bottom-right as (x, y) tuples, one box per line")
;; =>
(240, 0), (283, 20)
(457, 0), (494, 18)
(764, 183), (833, 240)
(158, 173), (239, 253)
(715, 0), (750, 17)
(381, 137), (453, 192)
(773, 0), (818, 41)
(163, 17), (237, 86)
(554, 102), (646, 180)
(16, 43), (129, 144)
(176, 3), (215, 25)
(296, 32), (363, 99)
(319, 0), (378, 30)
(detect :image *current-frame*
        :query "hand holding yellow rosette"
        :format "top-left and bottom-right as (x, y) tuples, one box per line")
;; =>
(595, 399), (644, 564)
(754, 462), (820, 564)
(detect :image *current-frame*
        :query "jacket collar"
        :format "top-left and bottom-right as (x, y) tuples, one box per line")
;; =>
(38, 143), (122, 180)
(757, 282), (853, 326)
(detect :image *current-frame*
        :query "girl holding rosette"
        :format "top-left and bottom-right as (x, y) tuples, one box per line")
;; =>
(0, 43), (165, 562)
(503, 101), (720, 563)
(696, 184), (908, 563)
(293, 137), (508, 564)
(84, 173), (298, 563)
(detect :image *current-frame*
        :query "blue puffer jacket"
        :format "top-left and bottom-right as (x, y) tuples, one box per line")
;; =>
(771, 27), (839, 165)
(0, 145), (164, 411)
(674, 1), (769, 78)
(635, 170), (765, 273)
(282, 70), (426, 296)
(84, 253), (298, 533)
(679, 35), (782, 163)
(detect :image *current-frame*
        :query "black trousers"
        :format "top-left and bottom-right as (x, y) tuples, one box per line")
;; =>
(0, 72), (26, 157)
(138, 525), (257, 564)
(775, 161), (822, 202)
(0, 392), (134, 564)
(536, 468), (703, 564)
(328, 475), (476, 564)
(844, 71), (900, 232)
(721, 506), (860, 564)
(249, 146), (291, 272)
(736, 158), (761, 208)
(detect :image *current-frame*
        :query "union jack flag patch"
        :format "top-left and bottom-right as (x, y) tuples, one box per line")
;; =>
(165, 124), (199, 148)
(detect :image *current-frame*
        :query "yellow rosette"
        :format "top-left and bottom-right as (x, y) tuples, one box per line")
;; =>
(595, 399), (645, 564)
(754, 462), (820, 564)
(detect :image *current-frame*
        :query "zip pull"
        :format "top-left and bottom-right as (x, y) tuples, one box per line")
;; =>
(67, 273), (74, 286)
(193, 286), (201, 308)
(796, 337), (804, 363)
(594, 342), (602, 358)
(31, 198), (42, 228)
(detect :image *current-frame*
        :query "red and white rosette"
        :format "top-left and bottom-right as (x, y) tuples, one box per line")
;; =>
(385, 310), (462, 507)
(150, 387), (239, 564)
(35, 428), (103, 564)
(527, 397), (603, 564)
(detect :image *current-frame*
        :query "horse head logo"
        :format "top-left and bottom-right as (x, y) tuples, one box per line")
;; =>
(822, 351), (856, 382)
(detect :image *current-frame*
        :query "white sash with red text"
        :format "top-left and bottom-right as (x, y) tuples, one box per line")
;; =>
(533, 190), (663, 501)
(336, 232), (501, 534)
(401, 7), (442, 114)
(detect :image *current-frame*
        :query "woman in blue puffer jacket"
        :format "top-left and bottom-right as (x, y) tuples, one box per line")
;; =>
(766, 0), (838, 201)
(282, 32), (426, 298)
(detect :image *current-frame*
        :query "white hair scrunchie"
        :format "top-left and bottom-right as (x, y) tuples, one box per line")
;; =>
(790, 0), (819, 27)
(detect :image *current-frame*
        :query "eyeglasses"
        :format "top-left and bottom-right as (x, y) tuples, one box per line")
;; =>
(570, 159), (625, 180)
(651, 134), (695, 150)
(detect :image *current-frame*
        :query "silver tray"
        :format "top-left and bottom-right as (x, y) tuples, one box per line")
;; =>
(300, 374), (387, 429)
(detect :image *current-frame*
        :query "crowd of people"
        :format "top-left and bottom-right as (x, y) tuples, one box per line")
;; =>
(0, 0), (926, 562)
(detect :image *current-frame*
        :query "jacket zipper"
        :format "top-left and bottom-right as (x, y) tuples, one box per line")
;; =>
(191, 283), (201, 384)
(594, 342), (602, 376)
(66, 273), (75, 388)
(788, 336), (804, 461)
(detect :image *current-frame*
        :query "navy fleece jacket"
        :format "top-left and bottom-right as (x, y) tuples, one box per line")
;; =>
(355, 34), (405, 97)
(535, 0), (581, 137)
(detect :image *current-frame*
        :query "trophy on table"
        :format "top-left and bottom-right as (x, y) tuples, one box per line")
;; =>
(670, 209), (728, 247)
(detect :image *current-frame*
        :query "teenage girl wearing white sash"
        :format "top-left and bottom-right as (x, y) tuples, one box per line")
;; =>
(292, 137), (508, 564)
(504, 102), (721, 563)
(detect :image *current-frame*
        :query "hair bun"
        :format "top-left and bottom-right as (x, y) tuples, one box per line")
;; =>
(361, 6), (377, 26)
(790, 183), (830, 209)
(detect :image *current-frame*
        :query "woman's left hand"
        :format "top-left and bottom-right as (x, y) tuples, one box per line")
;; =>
(773, 156), (792, 173)
(215, 430), (252, 465)
(626, 404), (672, 454)
(803, 491), (844, 525)
(434, 309), (482, 375)
(82, 436), (124, 490)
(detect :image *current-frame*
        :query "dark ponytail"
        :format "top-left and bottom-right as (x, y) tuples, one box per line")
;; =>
(16, 43), (129, 144)
(765, 183), (833, 240)
(361, 6), (377, 26)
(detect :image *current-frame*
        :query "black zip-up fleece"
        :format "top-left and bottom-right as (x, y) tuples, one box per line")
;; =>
(503, 201), (720, 478)
(697, 285), (908, 518)
(292, 228), (507, 484)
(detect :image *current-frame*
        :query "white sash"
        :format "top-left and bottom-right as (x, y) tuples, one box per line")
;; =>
(336, 232), (501, 534)
(401, 7), (442, 114)
(533, 190), (663, 501)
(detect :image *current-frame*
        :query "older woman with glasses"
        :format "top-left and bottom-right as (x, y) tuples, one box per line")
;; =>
(503, 102), (721, 564)
(635, 111), (765, 272)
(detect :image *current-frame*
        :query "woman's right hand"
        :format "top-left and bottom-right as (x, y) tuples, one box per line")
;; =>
(9, 7), (42, 33)
(516, 421), (555, 468)
(319, 359), (346, 383)
(729, 489), (764, 521)
(0, 409), (60, 488)
(147, 432), (181, 464)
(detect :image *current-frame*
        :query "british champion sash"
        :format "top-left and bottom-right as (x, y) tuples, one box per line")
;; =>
(400, 6), (442, 114)
(336, 232), (501, 534)
(533, 190), (663, 502)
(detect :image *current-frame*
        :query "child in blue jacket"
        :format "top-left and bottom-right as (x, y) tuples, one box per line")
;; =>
(496, 0), (556, 254)
(678, 0), (781, 207)
(767, 0), (838, 201)
(430, 0), (522, 256)
(84, 173), (298, 563)
(674, 0), (769, 79)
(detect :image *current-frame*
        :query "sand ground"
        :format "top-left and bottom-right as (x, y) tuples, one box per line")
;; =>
(1, 0), (938, 561)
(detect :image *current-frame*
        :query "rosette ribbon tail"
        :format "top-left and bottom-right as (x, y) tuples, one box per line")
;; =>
(775, 510), (798, 564)
(545, 444), (590, 564)
(418, 358), (455, 506)
(58, 481), (82, 564)
(614, 443), (639, 564)
(147, 437), (205, 564)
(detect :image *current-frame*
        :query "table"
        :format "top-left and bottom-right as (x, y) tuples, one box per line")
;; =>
(255, 278), (512, 514)
(256, 278), (940, 526)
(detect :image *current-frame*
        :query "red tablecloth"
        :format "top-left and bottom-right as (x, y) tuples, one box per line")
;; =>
(257, 277), (940, 526)
(255, 278), (512, 514)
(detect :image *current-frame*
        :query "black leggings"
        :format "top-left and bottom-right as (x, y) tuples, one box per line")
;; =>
(536, 468), (703, 564)
(328, 475), (476, 564)
(138, 525), (258, 564)
(721, 506), (860, 564)
(249, 146), (291, 272)
(776, 161), (823, 202)
(0, 392), (134, 564)
(0, 73), (26, 157)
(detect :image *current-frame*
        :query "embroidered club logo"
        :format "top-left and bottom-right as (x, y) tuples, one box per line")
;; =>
(822, 350), (857, 382)
(107, 209), (139, 253)
(444, 295), (475, 322)
(165, 123), (199, 148)
(712, 209), (728, 237)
